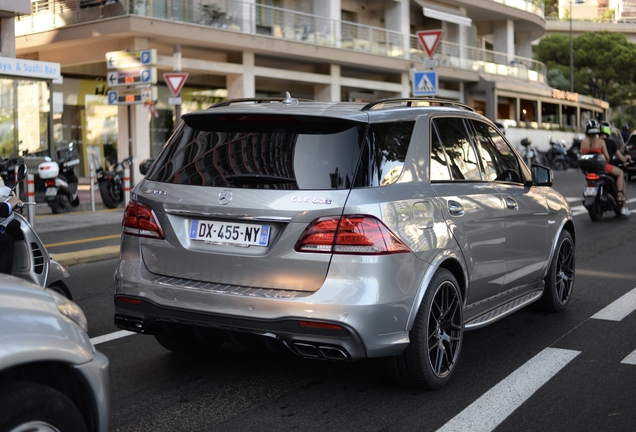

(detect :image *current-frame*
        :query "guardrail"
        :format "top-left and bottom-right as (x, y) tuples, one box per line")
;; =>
(15, 0), (546, 83)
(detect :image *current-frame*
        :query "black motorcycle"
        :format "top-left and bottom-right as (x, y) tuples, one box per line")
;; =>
(579, 153), (626, 221)
(97, 156), (133, 208)
(566, 136), (582, 169)
(545, 136), (569, 170)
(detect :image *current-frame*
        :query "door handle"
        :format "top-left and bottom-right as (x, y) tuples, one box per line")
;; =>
(448, 200), (465, 216)
(505, 197), (519, 211)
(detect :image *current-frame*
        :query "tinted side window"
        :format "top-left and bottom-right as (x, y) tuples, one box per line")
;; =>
(430, 124), (451, 181)
(471, 121), (522, 183)
(433, 117), (481, 181)
(354, 121), (415, 187)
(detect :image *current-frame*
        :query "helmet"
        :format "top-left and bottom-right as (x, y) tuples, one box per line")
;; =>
(600, 125), (611, 136)
(585, 119), (599, 135)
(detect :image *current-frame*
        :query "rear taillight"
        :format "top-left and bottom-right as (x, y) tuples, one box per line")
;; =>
(122, 200), (165, 239)
(45, 179), (56, 187)
(294, 215), (410, 255)
(586, 173), (600, 181)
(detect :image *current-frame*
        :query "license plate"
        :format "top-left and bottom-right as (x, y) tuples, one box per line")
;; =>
(45, 187), (57, 197)
(189, 220), (270, 247)
(584, 187), (597, 197)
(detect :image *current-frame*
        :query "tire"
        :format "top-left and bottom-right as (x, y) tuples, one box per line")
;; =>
(0, 380), (87, 432)
(50, 193), (70, 214)
(47, 282), (73, 300)
(71, 195), (80, 207)
(98, 180), (122, 209)
(554, 159), (566, 171)
(154, 326), (223, 356)
(385, 268), (463, 389)
(540, 230), (575, 313)
(587, 196), (602, 221)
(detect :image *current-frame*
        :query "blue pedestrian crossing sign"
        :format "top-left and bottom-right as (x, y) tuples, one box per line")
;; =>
(413, 71), (438, 96)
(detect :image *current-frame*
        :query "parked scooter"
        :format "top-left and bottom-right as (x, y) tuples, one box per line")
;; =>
(566, 135), (582, 169)
(37, 143), (81, 214)
(97, 156), (133, 208)
(546, 136), (569, 170)
(519, 138), (549, 168)
(0, 163), (72, 298)
(0, 156), (25, 188)
(579, 153), (626, 221)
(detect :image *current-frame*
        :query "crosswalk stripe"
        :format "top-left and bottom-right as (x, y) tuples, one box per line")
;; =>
(621, 349), (636, 365)
(436, 348), (580, 432)
(591, 287), (636, 321)
(90, 330), (135, 345)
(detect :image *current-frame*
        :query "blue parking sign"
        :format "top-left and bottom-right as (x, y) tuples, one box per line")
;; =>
(107, 90), (118, 105)
(413, 71), (438, 96)
(140, 50), (151, 65)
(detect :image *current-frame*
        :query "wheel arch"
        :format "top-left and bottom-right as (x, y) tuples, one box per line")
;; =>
(406, 251), (468, 331)
(541, 219), (576, 280)
(0, 361), (97, 431)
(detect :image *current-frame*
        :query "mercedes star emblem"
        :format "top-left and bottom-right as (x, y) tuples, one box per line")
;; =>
(218, 189), (233, 205)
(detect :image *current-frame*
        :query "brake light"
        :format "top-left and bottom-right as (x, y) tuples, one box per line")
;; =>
(45, 179), (56, 187)
(122, 200), (165, 239)
(586, 173), (600, 181)
(294, 215), (410, 255)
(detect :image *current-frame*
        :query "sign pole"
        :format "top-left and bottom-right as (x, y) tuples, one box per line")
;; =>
(174, 44), (182, 129)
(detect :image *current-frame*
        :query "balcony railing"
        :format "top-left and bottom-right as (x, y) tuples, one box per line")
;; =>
(15, 0), (546, 83)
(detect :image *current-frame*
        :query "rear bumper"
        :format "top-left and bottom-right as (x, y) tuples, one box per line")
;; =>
(114, 238), (432, 361)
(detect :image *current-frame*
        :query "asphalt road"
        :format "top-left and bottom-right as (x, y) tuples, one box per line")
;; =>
(53, 169), (636, 431)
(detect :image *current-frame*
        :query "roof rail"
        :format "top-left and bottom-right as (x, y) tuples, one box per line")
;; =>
(210, 93), (313, 109)
(361, 98), (474, 112)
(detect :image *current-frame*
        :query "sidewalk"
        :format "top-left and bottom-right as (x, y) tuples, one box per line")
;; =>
(34, 184), (125, 267)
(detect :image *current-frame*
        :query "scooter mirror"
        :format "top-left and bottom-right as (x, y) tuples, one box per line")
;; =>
(16, 163), (27, 183)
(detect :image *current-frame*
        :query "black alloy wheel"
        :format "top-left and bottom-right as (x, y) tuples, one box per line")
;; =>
(540, 230), (575, 312)
(99, 180), (123, 209)
(386, 268), (463, 389)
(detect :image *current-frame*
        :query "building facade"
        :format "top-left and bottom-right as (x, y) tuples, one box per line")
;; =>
(14, 0), (608, 176)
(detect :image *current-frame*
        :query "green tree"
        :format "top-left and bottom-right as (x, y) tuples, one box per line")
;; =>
(534, 32), (636, 107)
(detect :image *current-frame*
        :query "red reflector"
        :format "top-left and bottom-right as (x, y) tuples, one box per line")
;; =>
(298, 320), (344, 330)
(116, 297), (142, 305)
(122, 200), (165, 239)
(294, 215), (411, 255)
(40, 166), (50, 170)
(586, 173), (600, 181)
(45, 179), (56, 187)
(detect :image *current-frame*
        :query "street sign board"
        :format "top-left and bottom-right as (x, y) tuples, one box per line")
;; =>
(413, 71), (438, 96)
(107, 86), (158, 105)
(423, 58), (440, 69)
(163, 72), (189, 97)
(105, 49), (157, 69)
(416, 30), (444, 58)
(168, 97), (183, 105)
(107, 68), (157, 87)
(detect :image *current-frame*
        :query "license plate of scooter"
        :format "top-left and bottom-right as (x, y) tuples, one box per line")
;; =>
(45, 188), (58, 197)
(584, 187), (597, 197)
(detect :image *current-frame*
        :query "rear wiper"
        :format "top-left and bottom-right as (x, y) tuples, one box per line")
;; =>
(224, 174), (296, 184)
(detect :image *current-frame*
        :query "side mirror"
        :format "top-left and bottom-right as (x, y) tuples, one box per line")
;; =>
(16, 163), (27, 183)
(531, 164), (553, 187)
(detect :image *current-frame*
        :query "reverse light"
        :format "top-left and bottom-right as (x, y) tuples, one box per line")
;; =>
(122, 200), (165, 239)
(294, 215), (411, 255)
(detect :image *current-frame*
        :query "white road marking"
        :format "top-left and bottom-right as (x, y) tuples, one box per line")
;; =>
(436, 348), (580, 432)
(591, 287), (636, 321)
(91, 330), (135, 345)
(568, 197), (636, 218)
(621, 349), (636, 365)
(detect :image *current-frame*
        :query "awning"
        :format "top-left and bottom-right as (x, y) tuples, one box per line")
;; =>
(415, 1), (473, 27)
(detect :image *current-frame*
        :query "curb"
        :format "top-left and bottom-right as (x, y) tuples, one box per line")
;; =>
(51, 245), (121, 267)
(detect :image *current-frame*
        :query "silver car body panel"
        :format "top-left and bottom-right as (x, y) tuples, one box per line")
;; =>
(0, 276), (109, 432)
(114, 101), (575, 361)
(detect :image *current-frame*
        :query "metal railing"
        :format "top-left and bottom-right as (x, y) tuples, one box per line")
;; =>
(16, 0), (546, 82)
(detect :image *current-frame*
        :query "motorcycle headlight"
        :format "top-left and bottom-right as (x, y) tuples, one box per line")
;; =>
(47, 289), (88, 333)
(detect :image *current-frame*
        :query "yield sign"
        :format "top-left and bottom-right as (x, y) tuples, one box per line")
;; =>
(163, 72), (189, 97)
(416, 30), (444, 58)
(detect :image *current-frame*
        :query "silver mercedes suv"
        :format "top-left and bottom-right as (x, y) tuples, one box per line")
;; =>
(114, 96), (575, 389)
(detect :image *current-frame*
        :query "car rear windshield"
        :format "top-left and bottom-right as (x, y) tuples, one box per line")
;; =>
(145, 115), (415, 190)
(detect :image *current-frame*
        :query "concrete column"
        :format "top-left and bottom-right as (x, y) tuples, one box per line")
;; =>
(401, 72), (410, 97)
(314, 64), (341, 102)
(486, 85), (497, 122)
(515, 31), (533, 59)
(384, 0), (409, 58)
(493, 20), (515, 63)
(0, 17), (16, 57)
(117, 104), (150, 183)
(227, 52), (255, 98)
(537, 100), (542, 127)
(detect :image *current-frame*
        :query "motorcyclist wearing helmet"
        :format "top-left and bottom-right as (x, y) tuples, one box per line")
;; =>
(582, 119), (630, 216)
(600, 121), (631, 167)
